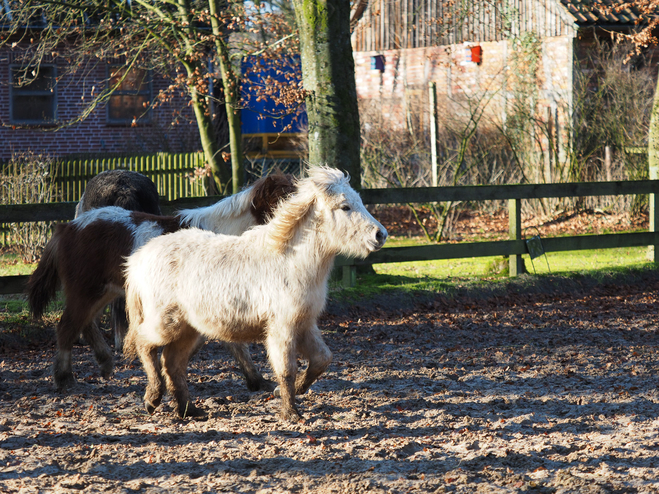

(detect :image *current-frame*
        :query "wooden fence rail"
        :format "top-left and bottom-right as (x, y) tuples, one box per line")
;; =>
(0, 179), (657, 294)
(343, 179), (659, 285)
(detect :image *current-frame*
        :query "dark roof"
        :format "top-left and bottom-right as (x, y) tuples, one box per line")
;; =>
(560, 0), (645, 27)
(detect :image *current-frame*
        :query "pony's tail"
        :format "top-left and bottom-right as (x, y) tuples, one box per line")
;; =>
(122, 269), (143, 359)
(26, 225), (63, 319)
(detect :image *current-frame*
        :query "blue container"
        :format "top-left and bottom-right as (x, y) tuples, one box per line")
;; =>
(370, 54), (385, 72)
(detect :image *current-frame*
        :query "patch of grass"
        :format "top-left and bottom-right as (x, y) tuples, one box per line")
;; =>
(0, 251), (38, 276)
(329, 242), (655, 304)
(377, 237), (651, 278)
(0, 295), (31, 315)
(0, 294), (60, 348)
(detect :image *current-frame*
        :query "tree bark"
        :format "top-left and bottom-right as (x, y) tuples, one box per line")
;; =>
(210, 0), (244, 195)
(292, 0), (361, 188)
(649, 79), (659, 182)
(187, 64), (233, 195)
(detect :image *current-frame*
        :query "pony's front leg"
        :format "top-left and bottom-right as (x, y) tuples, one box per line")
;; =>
(295, 324), (332, 395)
(161, 326), (206, 419)
(266, 331), (301, 422)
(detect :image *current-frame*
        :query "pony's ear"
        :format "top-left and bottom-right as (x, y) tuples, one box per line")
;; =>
(266, 188), (316, 253)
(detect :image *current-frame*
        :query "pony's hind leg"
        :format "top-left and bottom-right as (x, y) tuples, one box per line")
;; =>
(54, 308), (85, 391)
(111, 298), (128, 350)
(136, 344), (166, 415)
(224, 342), (275, 392)
(160, 326), (205, 419)
(81, 321), (113, 379)
(295, 324), (332, 395)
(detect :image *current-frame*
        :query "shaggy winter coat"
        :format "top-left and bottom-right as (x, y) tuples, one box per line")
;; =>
(124, 167), (388, 421)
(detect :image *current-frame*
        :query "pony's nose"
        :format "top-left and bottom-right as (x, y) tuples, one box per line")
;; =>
(376, 228), (387, 247)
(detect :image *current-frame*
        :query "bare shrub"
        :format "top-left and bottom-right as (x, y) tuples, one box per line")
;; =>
(359, 96), (520, 241)
(571, 39), (654, 215)
(360, 97), (431, 189)
(0, 154), (60, 263)
(359, 39), (653, 234)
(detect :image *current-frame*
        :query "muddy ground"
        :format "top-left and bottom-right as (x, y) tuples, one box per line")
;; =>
(2, 270), (659, 493)
(2, 207), (659, 493)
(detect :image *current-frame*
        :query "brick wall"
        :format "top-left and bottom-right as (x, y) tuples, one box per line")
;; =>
(353, 35), (575, 133)
(0, 51), (200, 161)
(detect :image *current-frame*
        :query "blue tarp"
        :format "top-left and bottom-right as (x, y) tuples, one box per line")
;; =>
(241, 56), (307, 134)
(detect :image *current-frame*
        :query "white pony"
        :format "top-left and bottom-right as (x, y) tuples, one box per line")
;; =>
(124, 167), (388, 421)
(27, 174), (294, 392)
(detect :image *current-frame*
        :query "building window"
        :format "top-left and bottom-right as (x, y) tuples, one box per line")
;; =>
(10, 66), (57, 125)
(107, 66), (152, 124)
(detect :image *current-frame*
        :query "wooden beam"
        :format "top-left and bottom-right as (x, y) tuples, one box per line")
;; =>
(360, 180), (659, 204)
(335, 232), (659, 267)
(0, 275), (29, 295)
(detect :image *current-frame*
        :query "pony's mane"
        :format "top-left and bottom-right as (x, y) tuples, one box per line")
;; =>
(176, 174), (295, 230)
(249, 172), (296, 225)
(176, 183), (256, 230)
(306, 166), (349, 192)
(266, 166), (348, 252)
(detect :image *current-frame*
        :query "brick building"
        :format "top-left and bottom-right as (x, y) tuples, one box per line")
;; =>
(0, 48), (200, 161)
(350, 0), (651, 178)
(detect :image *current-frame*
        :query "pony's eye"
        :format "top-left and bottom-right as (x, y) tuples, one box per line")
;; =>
(341, 205), (351, 212)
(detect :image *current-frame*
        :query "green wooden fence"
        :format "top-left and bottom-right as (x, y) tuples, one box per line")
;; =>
(1, 152), (208, 203)
(0, 152), (208, 245)
(55, 152), (208, 201)
(0, 179), (657, 294)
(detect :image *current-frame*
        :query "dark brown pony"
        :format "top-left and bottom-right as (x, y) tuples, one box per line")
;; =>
(74, 170), (162, 349)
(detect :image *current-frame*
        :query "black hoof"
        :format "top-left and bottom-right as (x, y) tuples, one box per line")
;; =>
(247, 377), (276, 392)
(54, 373), (76, 392)
(99, 359), (114, 379)
(177, 402), (208, 420)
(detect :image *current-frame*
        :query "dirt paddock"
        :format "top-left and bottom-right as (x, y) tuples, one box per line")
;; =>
(2, 274), (659, 493)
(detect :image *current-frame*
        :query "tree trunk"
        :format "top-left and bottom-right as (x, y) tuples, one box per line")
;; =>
(189, 69), (233, 195)
(650, 79), (659, 182)
(292, 0), (361, 188)
(209, 0), (244, 195)
(648, 76), (659, 262)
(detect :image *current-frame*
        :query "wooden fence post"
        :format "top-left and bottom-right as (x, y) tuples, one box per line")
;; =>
(651, 192), (658, 264)
(429, 82), (438, 187)
(342, 262), (356, 288)
(508, 198), (524, 276)
(650, 159), (658, 263)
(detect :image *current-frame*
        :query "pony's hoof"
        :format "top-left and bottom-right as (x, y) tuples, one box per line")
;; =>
(247, 378), (276, 392)
(145, 402), (159, 415)
(272, 385), (281, 397)
(177, 402), (208, 420)
(278, 407), (303, 423)
(54, 373), (76, 392)
(99, 360), (114, 379)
